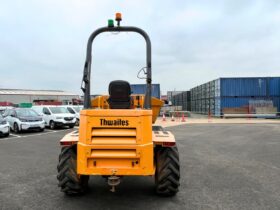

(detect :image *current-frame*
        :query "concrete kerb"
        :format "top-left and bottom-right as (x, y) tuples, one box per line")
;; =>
(155, 117), (280, 128)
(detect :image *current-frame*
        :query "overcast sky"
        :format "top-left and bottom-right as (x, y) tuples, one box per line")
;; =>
(1, 0), (280, 95)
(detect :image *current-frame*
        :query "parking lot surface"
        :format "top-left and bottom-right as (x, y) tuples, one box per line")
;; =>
(1, 129), (59, 140)
(0, 124), (280, 210)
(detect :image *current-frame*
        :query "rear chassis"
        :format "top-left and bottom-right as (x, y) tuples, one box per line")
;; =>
(58, 109), (179, 194)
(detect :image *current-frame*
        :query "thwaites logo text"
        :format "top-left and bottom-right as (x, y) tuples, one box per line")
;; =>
(100, 119), (129, 126)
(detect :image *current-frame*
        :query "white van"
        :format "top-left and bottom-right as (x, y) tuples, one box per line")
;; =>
(61, 105), (82, 126)
(32, 106), (76, 129)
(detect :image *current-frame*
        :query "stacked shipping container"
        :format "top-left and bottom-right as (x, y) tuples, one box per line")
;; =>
(190, 77), (280, 116)
(171, 91), (191, 111)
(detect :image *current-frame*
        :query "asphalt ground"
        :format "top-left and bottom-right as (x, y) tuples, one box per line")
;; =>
(0, 127), (72, 140)
(0, 124), (280, 210)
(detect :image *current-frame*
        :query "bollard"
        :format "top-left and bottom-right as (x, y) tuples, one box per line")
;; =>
(181, 113), (186, 122)
(162, 113), (166, 122)
(171, 114), (175, 122)
(208, 111), (212, 123)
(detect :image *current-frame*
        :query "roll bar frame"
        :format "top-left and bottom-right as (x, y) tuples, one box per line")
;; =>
(81, 26), (152, 109)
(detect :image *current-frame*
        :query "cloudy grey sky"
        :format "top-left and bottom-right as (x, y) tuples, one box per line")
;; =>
(1, 0), (280, 95)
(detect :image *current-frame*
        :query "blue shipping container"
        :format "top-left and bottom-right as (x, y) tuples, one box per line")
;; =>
(214, 96), (280, 116)
(272, 97), (280, 112)
(220, 78), (268, 97)
(192, 77), (280, 115)
(269, 77), (280, 96)
(219, 77), (280, 97)
(130, 84), (160, 99)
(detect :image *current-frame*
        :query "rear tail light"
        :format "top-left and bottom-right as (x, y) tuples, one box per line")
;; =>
(60, 141), (76, 146)
(162, 142), (176, 147)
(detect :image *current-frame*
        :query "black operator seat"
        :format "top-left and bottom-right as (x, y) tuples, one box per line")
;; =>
(107, 80), (132, 109)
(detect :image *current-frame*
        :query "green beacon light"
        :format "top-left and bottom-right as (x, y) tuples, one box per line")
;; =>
(108, 19), (114, 27)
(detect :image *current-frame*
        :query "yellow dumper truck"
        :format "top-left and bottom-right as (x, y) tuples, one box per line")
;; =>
(57, 13), (180, 196)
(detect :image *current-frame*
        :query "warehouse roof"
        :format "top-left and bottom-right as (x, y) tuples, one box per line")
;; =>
(0, 89), (78, 96)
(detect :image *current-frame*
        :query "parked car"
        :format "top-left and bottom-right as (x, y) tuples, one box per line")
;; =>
(0, 115), (10, 137)
(0, 107), (6, 115)
(2, 108), (45, 133)
(32, 106), (76, 129)
(0, 106), (13, 115)
(61, 105), (82, 126)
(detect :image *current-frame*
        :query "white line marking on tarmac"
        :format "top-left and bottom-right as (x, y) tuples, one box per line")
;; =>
(9, 134), (21, 138)
(0, 129), (75, 141)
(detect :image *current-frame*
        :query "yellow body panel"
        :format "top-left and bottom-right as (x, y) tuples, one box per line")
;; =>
(91, 95), (163, 123)
(77, 109), (155, 176)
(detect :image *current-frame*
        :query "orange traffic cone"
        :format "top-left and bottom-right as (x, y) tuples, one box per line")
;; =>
(181, 113), (186, 122)
(162, 113), (166, 122)
(247, 107), (251, 121)
(171, 114), (175, 121)
(208, 111), (212, 123)
(176, 112), (179, 121)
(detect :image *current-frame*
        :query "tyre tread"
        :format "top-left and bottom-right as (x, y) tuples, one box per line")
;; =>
(57, 145), (88, 195)
(155, 146), (180, 196)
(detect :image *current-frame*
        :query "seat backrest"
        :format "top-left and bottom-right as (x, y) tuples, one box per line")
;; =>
(108, 80), (132, 109)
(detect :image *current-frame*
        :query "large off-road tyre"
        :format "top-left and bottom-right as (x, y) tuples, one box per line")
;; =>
(57, 145), (89, 195)
(155, 146), (180, 196)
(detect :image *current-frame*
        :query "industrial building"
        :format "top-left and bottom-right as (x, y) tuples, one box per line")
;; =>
(170, 77), (280, 116)
(0, 89), (80, 105)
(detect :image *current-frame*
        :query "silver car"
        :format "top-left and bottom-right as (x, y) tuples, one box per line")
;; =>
(0, 115), (10, 137)
(3, 108), (45, 133)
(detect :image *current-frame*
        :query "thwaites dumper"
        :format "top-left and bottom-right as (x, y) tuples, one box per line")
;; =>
(57, 13), (180, 196)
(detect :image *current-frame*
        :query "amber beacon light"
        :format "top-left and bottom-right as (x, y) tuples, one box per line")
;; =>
(115, 12), (122, 26)
(115, 13), (122, 21)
